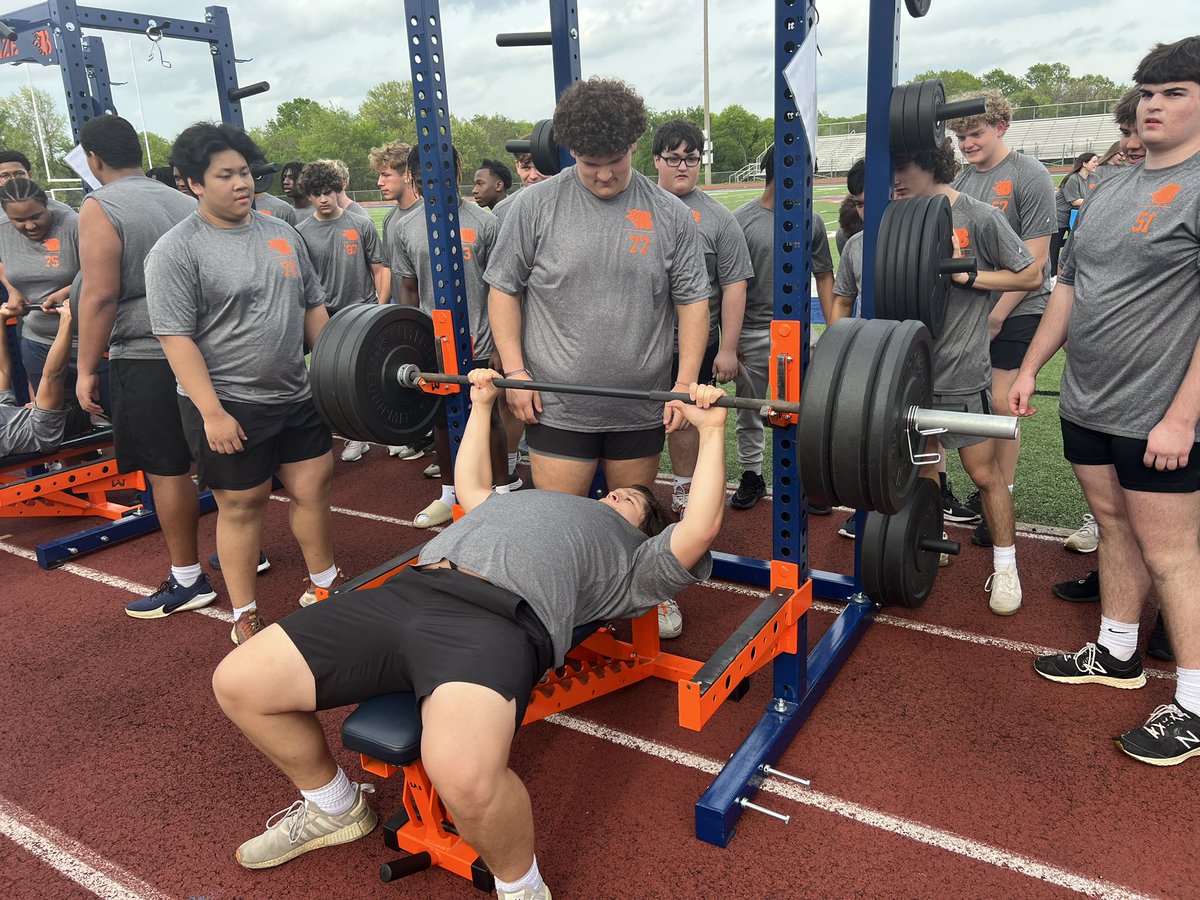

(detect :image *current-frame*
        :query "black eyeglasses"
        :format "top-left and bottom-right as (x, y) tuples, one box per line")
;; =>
(659, 155), (701, 168)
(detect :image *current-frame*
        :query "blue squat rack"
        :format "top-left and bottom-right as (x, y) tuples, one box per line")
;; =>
(404, 0), (915, 850)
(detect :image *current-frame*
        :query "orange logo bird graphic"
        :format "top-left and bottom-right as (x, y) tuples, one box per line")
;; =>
(1151, 184), (1181, 205)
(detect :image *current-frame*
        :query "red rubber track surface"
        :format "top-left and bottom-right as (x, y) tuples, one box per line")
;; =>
(0, 449), (1195, 899)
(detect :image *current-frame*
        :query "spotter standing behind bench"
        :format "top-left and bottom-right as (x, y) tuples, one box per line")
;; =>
(213, 371), (726, 900)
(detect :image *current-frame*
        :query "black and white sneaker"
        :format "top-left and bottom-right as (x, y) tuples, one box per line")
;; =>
(730, 471), (767, 510)
(942, 482), (981, 524)
(1117, 703), (1200, 766)
(837, 513), (856, 539)
(1034, 643), (1146, 689)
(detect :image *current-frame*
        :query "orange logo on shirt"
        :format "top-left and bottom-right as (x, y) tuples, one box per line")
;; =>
(259, 209), (275, 217)
(267, 238), (298, 276)
(626, 209), (653, 231)
(42, 237), (60, 251)
(268, 238), (294, 255)
(692, 210), (701, 223)
(342, 229), (360, 241)
(993, 180), (1013, 197)
(953, 227), (971, 250)
(1151, 184), (1181, 205)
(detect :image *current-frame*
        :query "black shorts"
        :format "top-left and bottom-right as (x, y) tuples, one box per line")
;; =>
(1061, 417), (1200, 493)
(278, 567), (553, 724)
(179, 395), (332, 491)
(990, 314), (1041, 371)
(526, 422), (665, 463)
(110, 358), (194, 477)
(671, 340), (720, 385)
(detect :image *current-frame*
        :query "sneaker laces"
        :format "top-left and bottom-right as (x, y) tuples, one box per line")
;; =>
(984, 567), (1017, 595)
(1076, 514), (1098, 536)
(266, 785), (376, 844)
(1065, 642), (1103, 674)
(1142, 703), (1189, 738)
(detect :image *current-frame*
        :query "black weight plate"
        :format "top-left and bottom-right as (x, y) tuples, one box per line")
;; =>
(829, 319), (895, 512)
(867, 319), (933, 514)
(925, 194), (953, 338)
(861, 476), (944, 608)
(905, 0), (931, 17)
(798, 318), (863, 509)
(531, 119), (561, 176)
(921, 79), (946, 152)
(312, 305), (443, 445)
(311, 304), (376, 441)
(894, 198), (922, 323)
(908, 196), (942, 337)
(874, 200), (907, 322)
(888, 84), (911, 156)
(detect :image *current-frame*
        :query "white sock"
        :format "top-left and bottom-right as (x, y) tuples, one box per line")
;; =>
(309, 563), (338, 589)
(495, 481), (511, 494)
(300, 767), (356, 816)
(992, 544), (1016, 569)
(1175, 666), (1200, 715)
(507, 451), (518, 473)
(1098, 615), (1139, 661)
(171, 563), (201, 588)
(493, 857), (544, 896)
(231, 601), (257, 621)
(440, 485), (456, 506)
(1007, 483), (1014, 494)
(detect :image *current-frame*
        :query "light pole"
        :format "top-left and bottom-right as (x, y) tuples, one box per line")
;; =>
(703, 0), (712, 186)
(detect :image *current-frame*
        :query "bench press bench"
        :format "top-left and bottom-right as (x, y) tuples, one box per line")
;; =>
(0, 425), (216, 568)
(335, 546), (810, 890)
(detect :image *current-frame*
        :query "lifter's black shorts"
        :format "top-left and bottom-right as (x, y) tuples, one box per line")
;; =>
(179, 395), (332, 491)
(990, 314), (1041, 371)
(278, 567), (553, 724)
(1061, 417), (1200, 493)
(110, 358), (193, 477)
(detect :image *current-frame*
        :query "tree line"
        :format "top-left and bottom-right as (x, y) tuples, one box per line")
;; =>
(0, 60), (1127, 192)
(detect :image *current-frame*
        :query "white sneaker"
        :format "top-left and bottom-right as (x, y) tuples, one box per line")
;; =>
(671, 482), (690, 515)
(386, 445), (406, 457)
(658, 600), (683, 639)
(1065, 514), (1099, 553)
(340, 440), (369, 462)
(413, 499), (453, 528)
(986, 564), (1022, 616)
(422, 462), (441, 478)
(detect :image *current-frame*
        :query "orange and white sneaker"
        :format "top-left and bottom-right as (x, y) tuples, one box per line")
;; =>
(658, 600), (683, 639)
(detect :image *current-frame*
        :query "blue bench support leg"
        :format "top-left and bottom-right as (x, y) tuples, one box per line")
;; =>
(694, 594), (876, 847)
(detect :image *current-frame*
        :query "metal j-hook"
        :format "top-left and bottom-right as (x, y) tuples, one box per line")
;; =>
(145, 19), (172, 68)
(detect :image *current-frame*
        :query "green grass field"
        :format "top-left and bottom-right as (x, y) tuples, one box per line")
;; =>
(368, 183), (1087, 531)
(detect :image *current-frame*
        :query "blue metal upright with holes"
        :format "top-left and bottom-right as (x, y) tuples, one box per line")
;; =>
(404, 1), (473, 459)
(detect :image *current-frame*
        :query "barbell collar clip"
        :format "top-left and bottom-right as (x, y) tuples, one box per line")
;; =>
(738, 797), (791, 824)
(760, 764), (811, 787)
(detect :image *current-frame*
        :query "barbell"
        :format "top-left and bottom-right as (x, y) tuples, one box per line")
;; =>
(310, 307), (1016, 516)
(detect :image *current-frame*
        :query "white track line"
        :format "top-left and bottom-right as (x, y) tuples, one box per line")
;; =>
(701, 579), (1176, 681)
(548, 714), (1154, 900)
(269, 495), (448, 533)
(0, 541), (232, 623)
(0, 797), (169, 900)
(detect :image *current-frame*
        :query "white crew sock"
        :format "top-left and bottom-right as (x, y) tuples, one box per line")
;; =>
(992, 544), (1016, 569)
(493, 857), (544, 896)
(171, 563), (201, 588)
(440, 485), (456, 506)
(309, 563), (338, 589)
(1175, 666), (1200, 715)
(1008, 484), (1014, 494)
(1098, 615), (1139, 661)
(507, 451), (519, 474)
(231, 601), (257, 621)
(300, 767), (356, 816)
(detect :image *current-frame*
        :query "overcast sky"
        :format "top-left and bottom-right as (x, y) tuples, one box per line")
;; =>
(7, 1), (1195, 143)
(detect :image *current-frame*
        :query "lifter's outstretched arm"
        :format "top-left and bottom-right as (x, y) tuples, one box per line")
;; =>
(33, 303), (73, 412)
(669, 384), (727, 570)
(454, 368), (503, 513)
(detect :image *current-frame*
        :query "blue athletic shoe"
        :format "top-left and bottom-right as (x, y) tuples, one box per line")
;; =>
(125, 574), (218, 619)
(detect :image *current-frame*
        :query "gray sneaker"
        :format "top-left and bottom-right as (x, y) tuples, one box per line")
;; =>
(236, 784), (377, 870)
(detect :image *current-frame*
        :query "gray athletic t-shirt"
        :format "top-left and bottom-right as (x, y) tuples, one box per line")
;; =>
(146, 212), (326, 404)
(345, 200), (368, 219)
(485, 170), (709, 431)
(85, 175), (197, 360)
(1058, 153), (1200, 439)
(382, 201), (421, 271)
(418, 490), (712, 665)
(1055, 171), (1099, 228)
(954, 150), (1054, 317)
(0, 388), (67, 456)
(395, 198), (498, 359)
(255, 192), (299, 227)
(936, 194), (1036, 393)
(675, 188), (754, 337)
(0, 206), (79, 344)
(492, 191), (516, 226)
(833, 230), (864, 315)
(733, 202), (830, 332)
(295, 211), (383, 310)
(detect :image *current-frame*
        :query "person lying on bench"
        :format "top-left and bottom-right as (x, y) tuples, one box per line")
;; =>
(0, 300), (74, 457)
(213, 369), (726, 898)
